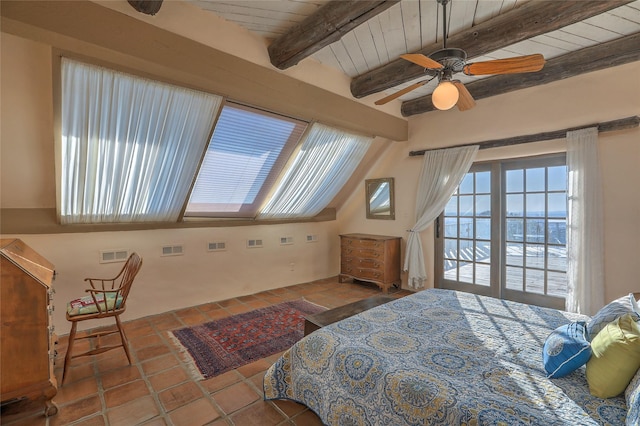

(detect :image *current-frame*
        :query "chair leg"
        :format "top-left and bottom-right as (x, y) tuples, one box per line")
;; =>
(115, 315), (132, 365)
(62, 321), (78, 385)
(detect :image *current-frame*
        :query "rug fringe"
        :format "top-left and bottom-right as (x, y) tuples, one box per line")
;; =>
(167, 332), (206, 381)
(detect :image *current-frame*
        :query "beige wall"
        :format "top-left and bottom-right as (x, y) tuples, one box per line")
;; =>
(1, 34), (55, 208)
(338, 61), (640, 304)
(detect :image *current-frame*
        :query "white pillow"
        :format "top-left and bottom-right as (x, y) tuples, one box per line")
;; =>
(587, 293), (640, 340)
(632, 294), (640, 314)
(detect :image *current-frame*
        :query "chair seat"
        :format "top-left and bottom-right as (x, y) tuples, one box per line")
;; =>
(67, 292), (123, 317)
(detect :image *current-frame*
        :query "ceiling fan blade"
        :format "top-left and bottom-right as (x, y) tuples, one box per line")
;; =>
(400, 54), (443, 70)
(375, 80), (429, 105)
(463, 54), (545, 76)
(452, 81), (475, 111)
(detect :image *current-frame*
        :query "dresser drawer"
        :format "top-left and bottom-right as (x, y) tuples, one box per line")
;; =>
(341, 246), (384, 259)
(342, 257), (383, 270)
(341, 237), (385, 251)
(342, 266), (384, 282)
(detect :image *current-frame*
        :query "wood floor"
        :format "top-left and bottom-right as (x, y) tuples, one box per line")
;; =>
(1, 277), (409, 426)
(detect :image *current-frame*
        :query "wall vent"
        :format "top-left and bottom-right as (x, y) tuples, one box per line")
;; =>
(161, 245), (184, 257)
(208, 241), (227, 252)
(100, 249), (129, 264)
(247, 239), (263, 248)
(280, 236), (294, 245)
(306, 234), (318, 243)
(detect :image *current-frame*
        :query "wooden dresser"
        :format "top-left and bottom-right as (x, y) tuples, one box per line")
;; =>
(1, 239), (58, 416)
(339, 233), (401, 293)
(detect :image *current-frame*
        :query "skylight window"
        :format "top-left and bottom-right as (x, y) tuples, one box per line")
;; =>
(185, 103), (307, 218)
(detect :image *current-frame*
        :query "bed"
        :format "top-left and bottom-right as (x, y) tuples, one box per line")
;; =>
(264, 289), (634, 425)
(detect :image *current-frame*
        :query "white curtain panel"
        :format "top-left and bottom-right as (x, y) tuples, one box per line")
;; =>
(60, 58), (222, 223)
(566, 127), (605, 315)
(404, 145), (479, 289)
(258, 123), (371, 219)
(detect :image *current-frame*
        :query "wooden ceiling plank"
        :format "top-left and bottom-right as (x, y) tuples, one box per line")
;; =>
(401, 31), (640, 116)
(351, 0), (635, 98)
(268, 0), (401, 70)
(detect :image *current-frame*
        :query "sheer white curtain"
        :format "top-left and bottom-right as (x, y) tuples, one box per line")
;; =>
(60, 58), (222, 223)
(258, 123), (371, 219)
(566, 127), (605, 315)
(404, 145), (479, 289)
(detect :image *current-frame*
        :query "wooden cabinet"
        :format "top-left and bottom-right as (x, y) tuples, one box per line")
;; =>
(339, 233), (401, 293)
(1, 239), (58, 416)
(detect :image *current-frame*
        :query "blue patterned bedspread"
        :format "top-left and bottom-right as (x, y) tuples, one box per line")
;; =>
(264, 289), (627, 425)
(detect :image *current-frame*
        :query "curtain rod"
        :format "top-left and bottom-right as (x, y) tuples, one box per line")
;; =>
(408, 115), (640, 157)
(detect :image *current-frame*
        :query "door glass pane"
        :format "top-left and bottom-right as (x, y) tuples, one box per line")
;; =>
(526, 193), (545, 217)
(475, 241), (490, 262)
(444, 238), (458, 259)
(525, 244), (545, 268)
(506, 194), (524, 217)
(506, 266), (523, 290)
(526, 269), (545, 294)
(476, 195), (491, 217)
(460, 218), (474, 239)
(506, 218), (524, 242)
(476, 218), (491, 240)
(460, 195), (474, 216)
(548, 166), (567, 191)
(548, 271), (567, 297)
(460, 240), (473, 261)
(506, 169), (523, 193)
(476, 171), (491, 193)
(445, 197), (458, 215)
(459, 174), (474, 194)
(444, 217), (458, 238)
(445, 262), (458, 280)
(548, 193), (566, 217)
(547, 246), (567, 271)
(475, 263), (491, 286)
(526, 168), (545, 191)
(526, 219), (545, 243)
(506, 243), (523, 266)
(459, 262), (473, 283)
(548, 219), (566, 244)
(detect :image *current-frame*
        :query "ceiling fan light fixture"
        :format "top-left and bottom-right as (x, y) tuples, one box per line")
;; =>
(432, 81), (459, 110)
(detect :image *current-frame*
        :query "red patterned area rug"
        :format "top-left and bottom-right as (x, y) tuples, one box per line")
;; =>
(169, 299), (326, 379)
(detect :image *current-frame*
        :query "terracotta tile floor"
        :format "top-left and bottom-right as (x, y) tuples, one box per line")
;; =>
(2, 277), (410, 426)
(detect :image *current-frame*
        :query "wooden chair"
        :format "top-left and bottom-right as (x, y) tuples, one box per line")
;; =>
(61, 253), (142, 385)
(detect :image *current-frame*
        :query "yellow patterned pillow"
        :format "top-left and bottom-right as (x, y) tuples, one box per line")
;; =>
(586, 313), (640, 398)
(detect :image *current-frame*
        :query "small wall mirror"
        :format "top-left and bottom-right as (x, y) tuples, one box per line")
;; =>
(365, 178), (395, 220)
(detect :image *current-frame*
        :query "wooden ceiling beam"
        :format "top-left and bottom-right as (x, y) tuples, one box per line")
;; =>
(268, 0), (400, 70)
(351, 0), (635, 99)
(401, 32), (640, 117)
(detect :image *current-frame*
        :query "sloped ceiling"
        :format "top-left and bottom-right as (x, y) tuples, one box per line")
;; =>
(188, 0), (640, 116)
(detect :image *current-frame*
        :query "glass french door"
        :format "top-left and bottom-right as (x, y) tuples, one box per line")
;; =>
(435, 155), (568, 309)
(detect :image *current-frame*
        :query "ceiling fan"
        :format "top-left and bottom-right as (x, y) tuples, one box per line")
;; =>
(375, 0), (546, 111)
